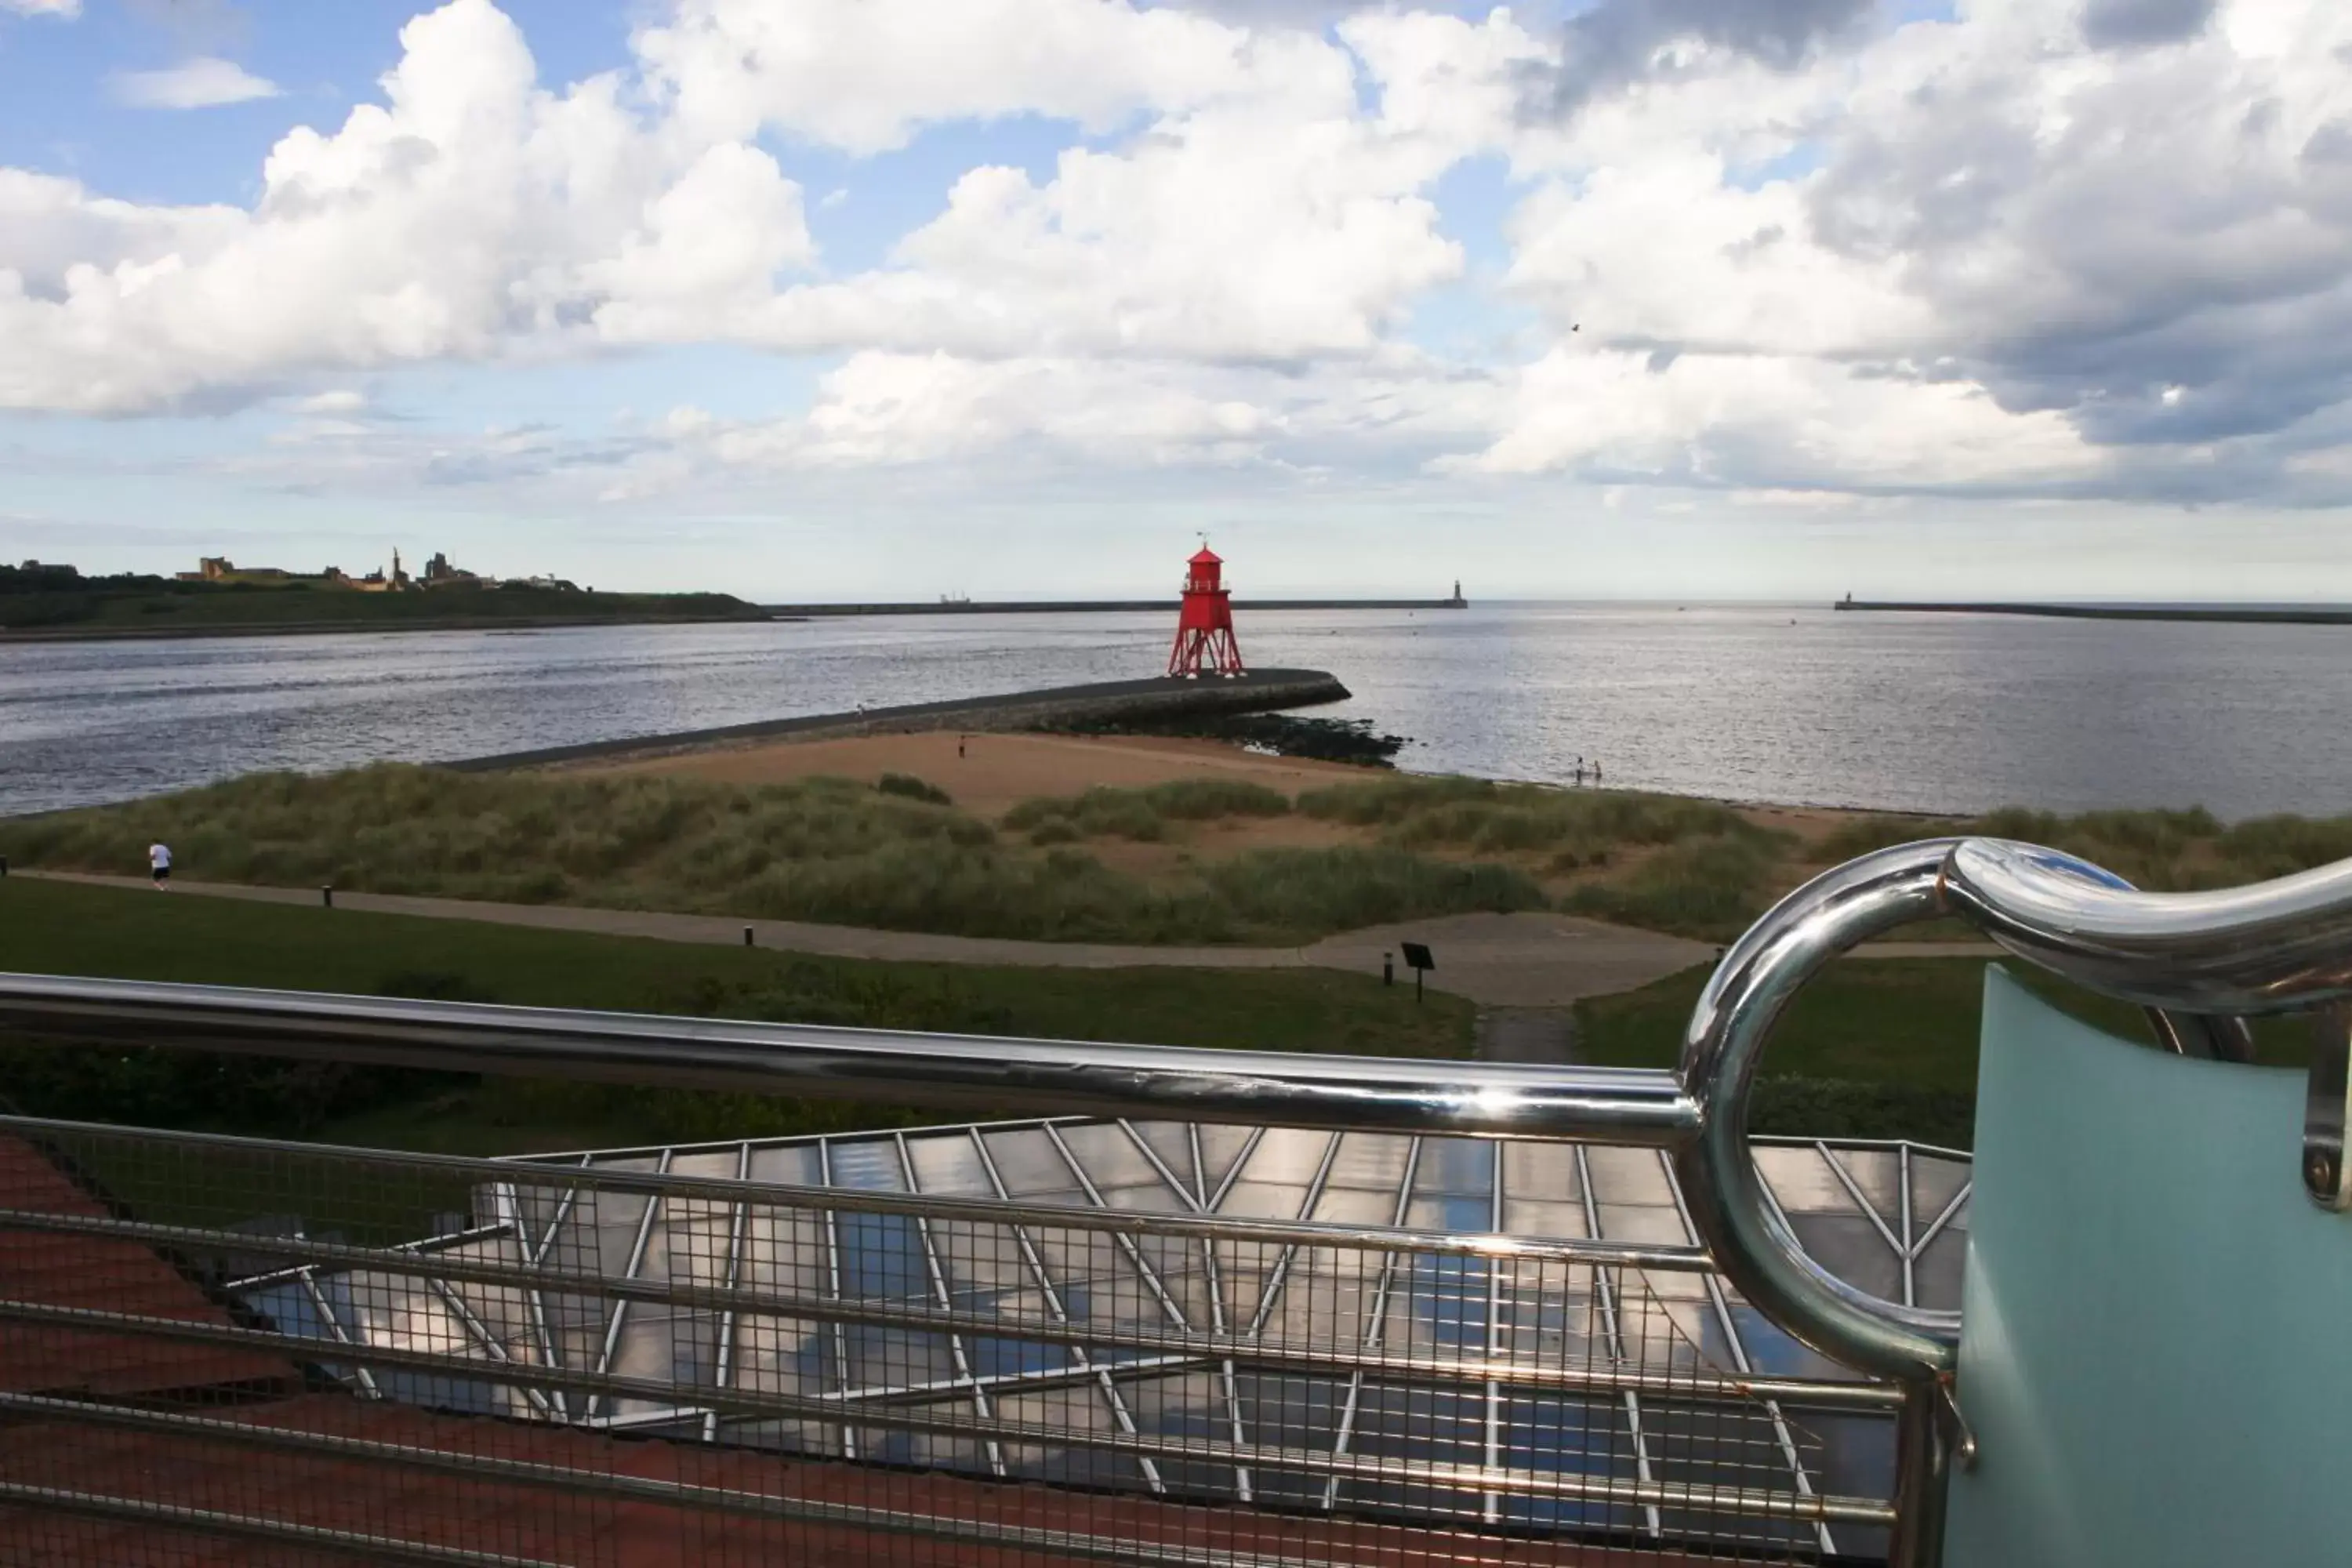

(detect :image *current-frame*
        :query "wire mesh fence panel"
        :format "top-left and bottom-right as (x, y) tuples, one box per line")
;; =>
(0, 1122), (625, 1567)
(0, 1115), (1912, 1566)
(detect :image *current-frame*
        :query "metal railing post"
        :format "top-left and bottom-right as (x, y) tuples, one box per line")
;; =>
(1889, 1377), (1953, 1568)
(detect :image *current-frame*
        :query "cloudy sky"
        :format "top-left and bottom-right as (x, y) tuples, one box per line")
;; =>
(2, 0), (2349, 600)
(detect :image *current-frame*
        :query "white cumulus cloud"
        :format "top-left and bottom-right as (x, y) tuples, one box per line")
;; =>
(110, 57), (283, 110)
(633, 0), (1258, 155)
(4, 0), (2352, 511)
(2, 0), (80, 16)
(1457, 0), (2352, 499)
(1, 0), (811, 412)
(706, 352), (1286, 469)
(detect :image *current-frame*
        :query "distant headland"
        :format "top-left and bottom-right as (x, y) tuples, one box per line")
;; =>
(0, 554), (766, 641)
(764, 579), (1470, 617)
(1832, 594), (2352, 627)
(2, 552), (1471, 642)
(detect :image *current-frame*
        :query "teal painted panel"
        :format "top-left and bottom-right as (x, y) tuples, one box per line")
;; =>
(1946, 969), (2352, 1567)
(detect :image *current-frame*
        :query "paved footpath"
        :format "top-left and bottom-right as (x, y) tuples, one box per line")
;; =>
(14, 871), (1998, 1009)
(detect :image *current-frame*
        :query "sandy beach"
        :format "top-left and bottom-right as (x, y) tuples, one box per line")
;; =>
(579, 728), (1907, 875)
(586, 728), (1388, 821)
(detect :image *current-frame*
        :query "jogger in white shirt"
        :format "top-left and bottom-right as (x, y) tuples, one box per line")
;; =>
(149, 842), (172, 889)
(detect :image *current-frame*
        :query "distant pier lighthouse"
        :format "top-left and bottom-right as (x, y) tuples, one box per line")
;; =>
(1167, 544), (1244, 679)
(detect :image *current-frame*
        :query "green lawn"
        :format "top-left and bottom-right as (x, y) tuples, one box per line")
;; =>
(7, 877), (2309, 1163)
(0, 877), (1472, 1159)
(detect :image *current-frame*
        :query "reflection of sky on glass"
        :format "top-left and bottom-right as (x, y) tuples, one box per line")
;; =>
(242, 1119), (1965, 1561)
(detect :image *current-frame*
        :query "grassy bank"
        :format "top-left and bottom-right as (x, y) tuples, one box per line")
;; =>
(1297, 775), (1798, 937)
(998, 773), (1801, 938)
(1817, 804), (2352, 891)
(16, 760), (2352, 951)
(0, 765), (1546, 945)
(1006, 774), (2352, 939)
(0, 877), (1472, 1158)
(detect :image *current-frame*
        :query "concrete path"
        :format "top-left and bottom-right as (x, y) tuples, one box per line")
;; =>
(14, 871), (1999, 1007)
(1301, 911), (1715, 1007)
(1476, 1008), (1583, 1065)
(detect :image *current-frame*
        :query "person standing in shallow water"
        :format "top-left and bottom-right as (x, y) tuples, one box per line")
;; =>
(147, 841), (172, 889)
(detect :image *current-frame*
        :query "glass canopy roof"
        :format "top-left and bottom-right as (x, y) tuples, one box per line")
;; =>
(247, 1118), (1969, 1561)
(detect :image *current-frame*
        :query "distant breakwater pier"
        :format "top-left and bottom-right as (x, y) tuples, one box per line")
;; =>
(763, 596), (1468, 617)
(1834, 598), (2352, 626)
(450, 668), (1351, 772)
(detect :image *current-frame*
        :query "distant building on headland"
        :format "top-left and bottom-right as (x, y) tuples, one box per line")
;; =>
(180, 555), (323, 587)
(175, 550), (535, 593)
(420, 551), (478, 588)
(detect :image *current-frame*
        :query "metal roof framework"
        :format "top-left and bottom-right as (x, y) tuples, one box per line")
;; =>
(247, 1118), (1970, 1562)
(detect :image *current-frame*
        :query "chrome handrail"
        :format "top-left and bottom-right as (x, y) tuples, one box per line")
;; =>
(0, 971), (1697, 1145)
(1676, 842), (1966, 1384)
(1679, 836), (2352, 1385)
(1940, 837), (2352, 1012)
(1672, 833), (2352, 1567)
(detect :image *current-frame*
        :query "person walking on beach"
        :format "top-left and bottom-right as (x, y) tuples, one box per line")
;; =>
(148, 841), (172, 890)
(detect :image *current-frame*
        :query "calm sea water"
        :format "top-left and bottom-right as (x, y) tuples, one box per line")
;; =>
(5, 603), (2350, 820)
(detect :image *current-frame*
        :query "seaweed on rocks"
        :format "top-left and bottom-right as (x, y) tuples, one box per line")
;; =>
(1051, 712), (1406, 768)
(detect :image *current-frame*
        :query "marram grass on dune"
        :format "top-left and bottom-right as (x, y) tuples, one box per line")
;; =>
(0, 764), (1541, 946)
(16, 762), (2352, 947)
(1003, 779), (1291, 844)
(1813, 804), (2352, 893)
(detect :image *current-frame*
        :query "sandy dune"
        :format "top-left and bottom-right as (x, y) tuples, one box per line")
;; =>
(588, 729), (1377, 819)
(581, 728), (1918, 852)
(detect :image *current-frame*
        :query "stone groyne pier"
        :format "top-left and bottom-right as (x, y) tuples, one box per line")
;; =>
(1834, 599), (2352, 626)
(449, 668), (1352, 772)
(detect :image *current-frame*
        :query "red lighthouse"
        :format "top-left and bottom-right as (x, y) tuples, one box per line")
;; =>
(1167, 544), (1244, 678)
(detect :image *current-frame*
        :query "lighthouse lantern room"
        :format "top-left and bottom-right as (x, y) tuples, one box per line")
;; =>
(1167, 545), (1244, 679)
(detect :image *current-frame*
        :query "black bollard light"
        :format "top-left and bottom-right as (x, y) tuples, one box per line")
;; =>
(321, 885), (334, 909)
(1382, 952), (1394, 987)
(744, 925), (755, 948)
